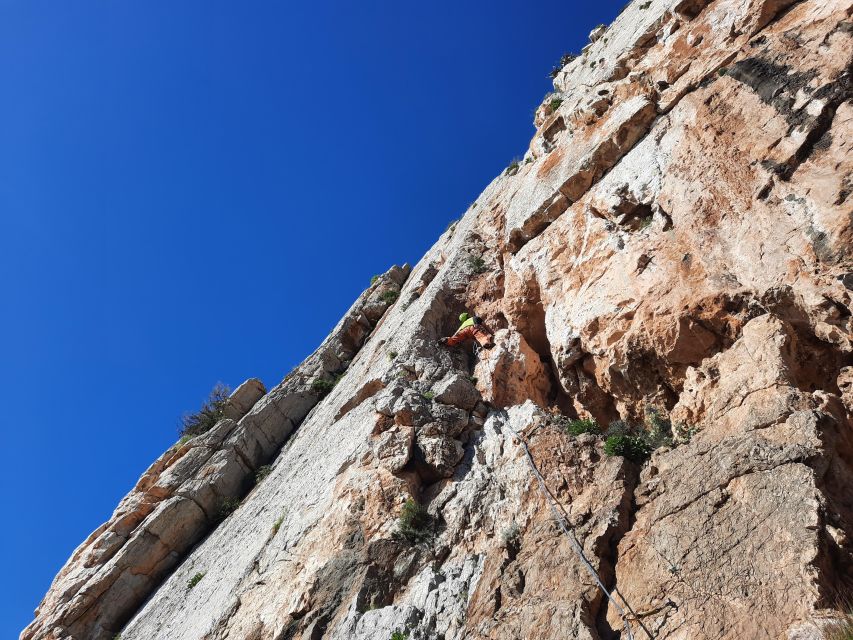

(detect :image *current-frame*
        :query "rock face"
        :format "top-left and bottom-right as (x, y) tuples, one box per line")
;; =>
(22, 0), (853, 638)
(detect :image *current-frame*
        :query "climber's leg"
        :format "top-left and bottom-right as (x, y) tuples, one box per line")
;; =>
(445, 326), (476, 347)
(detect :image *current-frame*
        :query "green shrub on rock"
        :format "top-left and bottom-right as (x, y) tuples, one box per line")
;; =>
(468, 256), (487, 273)
(604, 433), (652, 463)
(392, 499), (433, 545)
(254, 465), (272, 483)
(179, 383), (230, 439)
(187, 572), (205, 589)
(312, 372), (345, 398)
(564, 417), (600, 437)
(215, 497), (241, 522)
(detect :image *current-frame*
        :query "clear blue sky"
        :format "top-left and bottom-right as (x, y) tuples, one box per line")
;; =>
(0, 1), (625, 634)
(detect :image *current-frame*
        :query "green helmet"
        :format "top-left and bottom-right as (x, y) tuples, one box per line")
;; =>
(459, 312), (469, 322)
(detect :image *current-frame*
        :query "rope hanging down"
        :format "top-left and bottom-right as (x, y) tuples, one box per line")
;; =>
(504, 417), (653, 640)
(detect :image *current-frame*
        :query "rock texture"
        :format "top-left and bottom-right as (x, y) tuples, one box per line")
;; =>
(22, 0), (853, 638)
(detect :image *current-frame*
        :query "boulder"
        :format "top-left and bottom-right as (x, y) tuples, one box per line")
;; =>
(433, 374), (480, 410)
(374, 427), (414, 473)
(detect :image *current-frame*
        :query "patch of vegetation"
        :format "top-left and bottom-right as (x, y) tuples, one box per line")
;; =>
(600, 409), (683, 463)
(187, 572), (205, 589)
(390, 631), (409, 640)
(825, 600), (853, 640)
(505, 159), (521, 176)
(371, 274), (380, 285)
(639, 1), (652, 9)
(216, 497), (241, 522)
(718, 67), (728, 76)
(380, 289), (400, 304)
(176, 434), (193, 447)
(468, 255), (487, 273)
(254, 465), (272, 483)
(604, 432), (652, 463)
(550, 52), (576, 78)
(639, 215), (654, 230)
(387, 350), (399, 361)
(392, 499), (433, 545)
(272, 513), (285, 535)
(467, 375), (478, 385)
(422, 391), (435, 401)
(179, 383), (231, 439)
(446, 219), (458, 232)
(312, 372), (345, 398)
(501, 522), (520, 547)
(549, 97), (563, 112)
(674, 421), (698, 442)
(113, 635), (122, 640)
(562, 417), (600, 437)
(644, 407), (673, 448)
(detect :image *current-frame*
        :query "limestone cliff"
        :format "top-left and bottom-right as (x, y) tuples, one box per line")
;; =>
(22, 0), (853, 638)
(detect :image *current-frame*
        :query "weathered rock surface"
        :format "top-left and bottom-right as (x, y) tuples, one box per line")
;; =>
(476, 329), (552, 408)
(23, 0), (853, 638)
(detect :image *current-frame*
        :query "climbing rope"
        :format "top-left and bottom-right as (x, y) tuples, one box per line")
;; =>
(504, 417), (653, 640)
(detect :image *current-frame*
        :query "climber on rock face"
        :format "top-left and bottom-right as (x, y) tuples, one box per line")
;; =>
(439, 312), (495, 349)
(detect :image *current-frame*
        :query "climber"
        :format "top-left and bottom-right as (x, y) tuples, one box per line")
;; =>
(439, 312), (494, 349)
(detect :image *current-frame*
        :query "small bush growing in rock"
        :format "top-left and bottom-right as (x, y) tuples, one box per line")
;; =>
(644, 407), (673, 448)
(255, 465), (272, 483)
(311, 372), (345, 398)
(825, 603), (853, 640)
(601, 411), (682, 463)
(468, 256), (487, 273)
(179, 383), (230, 439)
(674, 421), (698, 442)
(505, 159), (521, 176)
(392, 499), (433, 544)
(718, 67), (728, 76)
(604, 433), (652, 463)
(216, 497), (241, 522)
(371, 274), (380, 285)
(563, 417), (600, 437)
(187, 572), (205, 589)
(501, 522), (521, 547)
(422, 391), (435, 401)
(390, 631), (409, 640)
(312, 378), (335, 396)
(549, 97), (563, 112)
(380, 289), (400, 304)
(828, 620), (853, 640)
(388, 351), (398, 361)
(272, 513), (285, 534)
(550, 52), (576, 78)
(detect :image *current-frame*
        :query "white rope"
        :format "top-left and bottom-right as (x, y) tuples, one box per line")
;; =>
(504, 418), (640, 640)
